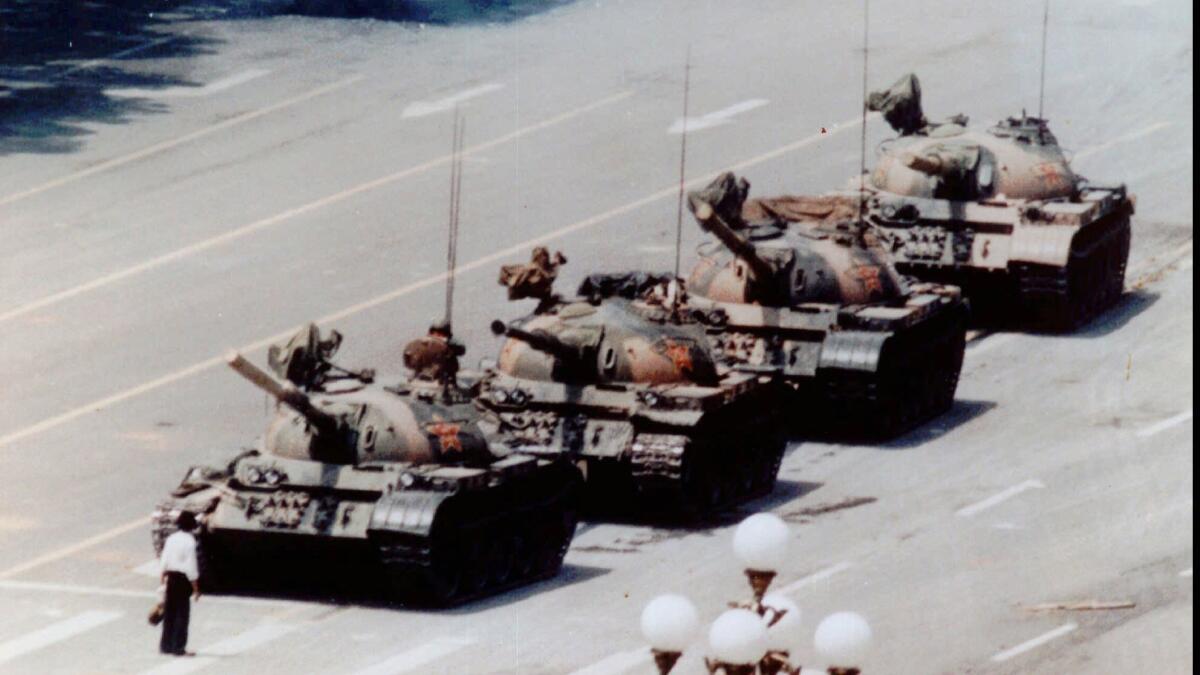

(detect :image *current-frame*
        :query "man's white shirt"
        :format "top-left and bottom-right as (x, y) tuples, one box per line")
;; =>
(160, 531), (199, 582)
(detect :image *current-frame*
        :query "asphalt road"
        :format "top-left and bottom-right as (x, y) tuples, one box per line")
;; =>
(0, 0), (1192, 673)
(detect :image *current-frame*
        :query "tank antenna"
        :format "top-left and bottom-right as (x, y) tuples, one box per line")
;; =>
(671, 46), (693, 313)
(443, 109), (464, 333)
(1037, 0), (1050, 122)
(857, 0), (870, 227)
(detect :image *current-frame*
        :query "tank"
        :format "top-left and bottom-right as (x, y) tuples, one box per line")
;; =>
(681, 172), (969, 439)
(865, 73), (1134, 330)
(151, 324), (581, 605)
(478, 258), (788, 517)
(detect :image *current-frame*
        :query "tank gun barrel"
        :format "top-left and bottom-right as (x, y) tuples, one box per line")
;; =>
(226, 351), (339, 435)
(490, 321), (587, 362)
(687, 195), (775, 281)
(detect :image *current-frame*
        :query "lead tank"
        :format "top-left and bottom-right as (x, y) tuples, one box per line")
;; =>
(683, 172), (969, 438)
(478, 257), (787, 517)
(151, 324), (581, 605)
(865, 73), (1133, 330)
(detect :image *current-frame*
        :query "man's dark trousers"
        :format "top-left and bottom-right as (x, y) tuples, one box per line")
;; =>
(159, 571), (191, 654)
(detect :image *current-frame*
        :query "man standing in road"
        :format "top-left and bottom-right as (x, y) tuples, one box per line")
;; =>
(159, 511), (201, 656)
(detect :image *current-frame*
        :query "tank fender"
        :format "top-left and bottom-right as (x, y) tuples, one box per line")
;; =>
(1008, 224), (1078, 267)
(818, 330), (891, 373)
(369, 490), (453, 539)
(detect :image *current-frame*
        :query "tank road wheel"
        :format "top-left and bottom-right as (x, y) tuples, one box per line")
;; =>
(485, 526), (518, 588)
(1104, 219), (1132, 306)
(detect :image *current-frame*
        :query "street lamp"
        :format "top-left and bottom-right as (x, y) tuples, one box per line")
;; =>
(706, 608), (768, 674)
(641, 594), (701, 674)
(813, 612), (873, 675)
(732, 513), (790, 603)
(641, 513), (872, 674)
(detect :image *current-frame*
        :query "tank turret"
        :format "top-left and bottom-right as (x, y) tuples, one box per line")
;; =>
(865, 73), (1133, 330)
(686, 172), (909, 307)
(490, 301), (719, 387)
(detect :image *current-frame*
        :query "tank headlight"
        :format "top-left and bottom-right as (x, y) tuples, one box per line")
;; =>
(399, 472), (416, 488)
(509, 389), (528, 406)
(493, 389), (509, 404)
(640, 392), (661, 408)
(264, 469), (283, 486)
(246, 467), (263, 484)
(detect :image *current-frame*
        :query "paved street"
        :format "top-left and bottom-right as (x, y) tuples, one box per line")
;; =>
(0, 0), (1192, 672)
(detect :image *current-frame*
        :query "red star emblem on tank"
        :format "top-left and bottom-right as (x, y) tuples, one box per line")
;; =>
(660, 339), (695, 373)
(425, 418), (463, 454)
(1035, 162), (1069, 191)
(852, 265), (884, 295)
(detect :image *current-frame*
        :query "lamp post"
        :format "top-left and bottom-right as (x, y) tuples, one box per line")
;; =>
(640, 513), (872, 675)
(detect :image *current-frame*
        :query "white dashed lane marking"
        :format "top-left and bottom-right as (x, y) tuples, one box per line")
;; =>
(109, 69), (271, 98)
(568, 646), (652, 675)
(990, 623), (1078, 663)
(1136, 409), (1193, 438)
(401, 83), (505, 118)
(348, 638), (475, 675)
(668, 98), (769, 134)
(777, 561), (854, 595)
(0, 610), (123, 666)
(139, 622), (300, 675)
(956, 480), (1045, 518)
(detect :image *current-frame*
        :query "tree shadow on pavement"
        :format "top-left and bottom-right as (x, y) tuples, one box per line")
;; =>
(284, 0), (577, 25)
(0, 0), (218, 156)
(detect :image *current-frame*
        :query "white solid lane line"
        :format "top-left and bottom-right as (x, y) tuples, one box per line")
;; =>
(668, 98), (770, 134)
(569, 646), (652, 675)
(777, 561), (854, 595)
(990, 623), (1078, 663)
(134, 559), (162, 577)
(402, 82), (505, 118)
(349, 638), (475, 675)
(0, 610), (123, 666)
(956, 480), (1045, 518)
(0, 109), (864, 459)
(0, 74), (365, 209)
(1136, 409), (1194, 438)
(109, 69), (272, 98)
(0, 579), (314, 610)
(140, 622), (300, 675)
(0, 517), (147, 580)
(0, 89), (629, 326)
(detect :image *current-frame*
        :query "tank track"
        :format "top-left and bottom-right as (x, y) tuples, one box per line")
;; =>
(370, 462), (580, 606)
(817, 306), (968, 439)
(1012, 212), (1132, 331)
(628, 397), (786, 517)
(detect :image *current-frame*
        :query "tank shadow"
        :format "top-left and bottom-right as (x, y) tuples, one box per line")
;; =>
(575, 479), (824, 531)
(966, 290), (1158, 337)
(199, 561), (608, 611)
(0, 0), (218, 156)
(874, 399), (997, 450)
(1056, 290), (1159, 339)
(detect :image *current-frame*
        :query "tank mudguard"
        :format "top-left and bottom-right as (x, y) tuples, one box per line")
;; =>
(369, 490), (453, 538)
(818, 331), (891, 373)
(1008, 224), (1077, 267)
